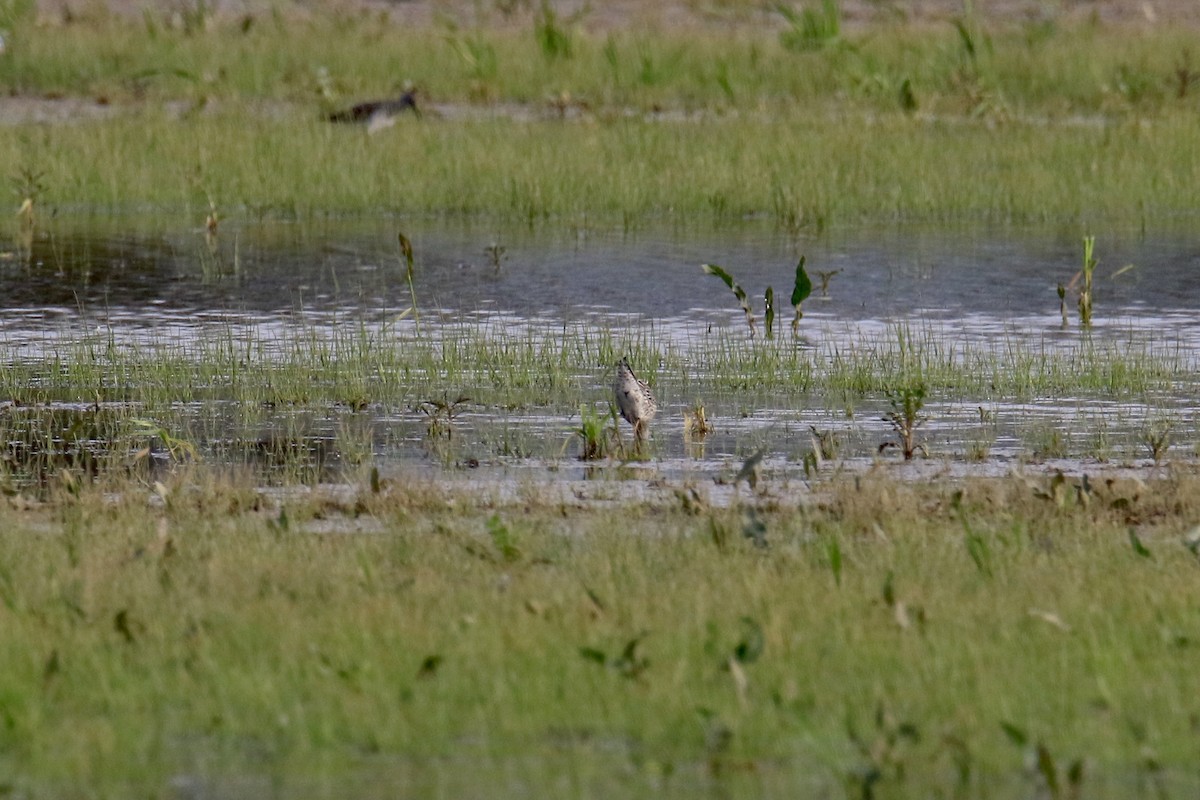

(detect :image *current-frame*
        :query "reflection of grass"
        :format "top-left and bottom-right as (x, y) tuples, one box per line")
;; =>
(4, 470), (1200, 794)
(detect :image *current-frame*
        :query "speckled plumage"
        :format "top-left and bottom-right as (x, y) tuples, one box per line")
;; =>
(614, 357), (657, 439)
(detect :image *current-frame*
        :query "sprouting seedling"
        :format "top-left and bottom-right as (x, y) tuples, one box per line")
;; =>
(816, 268), (841, 298)
(419, 394), (470, 438)
(398, 231), (420, 333)
(130, 419), (200, 462)
(485, 242), (507, 273)
(809, 425), (839, 461)
(1142, 419), (1172, 462)
(683, 403), (712, 439)
(879, 382), (928, 460)
(1078, 235), (1096, 327)
(791, 256), (813, 336)
(571, 403), (615, 461)
(764, 286), (775, 339)
(701, 263), (757, 338)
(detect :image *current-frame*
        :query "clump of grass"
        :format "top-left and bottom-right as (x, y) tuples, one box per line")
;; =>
(419, 394), (471, 438)
(1142, 418), (1172, 462)
(778, 0), (841, 53)
(684, 402), (713, 439)
(1025, 423), (1070, 460)
(532, 0), (579, 61)
(879, 382), (927, 460)
(572, 402), (616, 460)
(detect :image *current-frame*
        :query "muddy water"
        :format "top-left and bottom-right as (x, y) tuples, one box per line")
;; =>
(2, 217), (1198, 483)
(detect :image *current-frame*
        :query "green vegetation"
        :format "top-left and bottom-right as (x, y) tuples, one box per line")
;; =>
(3, 469), (1200, 796)
(0, 316), (1192, 485)
(3, 4), (1200, 795)
(0, 7), (1198, 226)
(702, 257), (812, 339)
(0, 318), (1189, 411)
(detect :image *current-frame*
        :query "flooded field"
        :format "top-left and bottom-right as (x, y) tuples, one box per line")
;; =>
(2, 217), (1198, 490)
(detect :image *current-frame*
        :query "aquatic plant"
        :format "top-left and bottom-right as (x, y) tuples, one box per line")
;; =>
(398, 231), (420, 333)
(419, 394), (470, 438)
(879, 382), (927, 460)
(763, 286), (775, 339)
(572, 403), (615, 461)
(790, 256), (813, 336)
(683, 403), (712, 438)
(703, 257), (812, 339)
(485, 242), (507, 273)
(1079, 235), (1096, 327)
(701, 263), (757, 337)
(1142, 419), (1172, 462)
(816, 268), (841, 298)
(130, 418), (200, 463)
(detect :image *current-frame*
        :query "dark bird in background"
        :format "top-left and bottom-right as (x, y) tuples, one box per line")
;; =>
(327, 87), (421, 131)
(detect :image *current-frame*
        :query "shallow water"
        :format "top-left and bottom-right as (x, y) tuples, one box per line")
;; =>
(2, 217), (1198, 482)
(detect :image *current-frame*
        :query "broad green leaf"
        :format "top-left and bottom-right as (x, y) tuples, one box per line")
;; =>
(791, 255), (813, 306)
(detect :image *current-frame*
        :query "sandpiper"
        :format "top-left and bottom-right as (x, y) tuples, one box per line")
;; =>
(614, 357), (657, 440)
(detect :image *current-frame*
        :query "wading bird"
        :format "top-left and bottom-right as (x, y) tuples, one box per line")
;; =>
(327, 88), (420, 132)
(614, 357), (657, 440)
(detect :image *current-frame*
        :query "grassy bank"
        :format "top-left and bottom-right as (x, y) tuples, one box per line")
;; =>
(6, 108), (1200, 228)
(3, 470), (1200, 796)
(1, 7), (1200, 226)
(3, 5), (1200, 115)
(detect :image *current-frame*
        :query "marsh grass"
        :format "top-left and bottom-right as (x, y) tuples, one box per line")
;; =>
(4, 7), (1200, 115)
(0, 315), (1192, 487)
(3, 11), (1200, 226)
(0, 318), (1190, 419)
(4, 107), (1200, 228)
(7, 316), (1190, 410)
(5, 468), (1200, 795)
